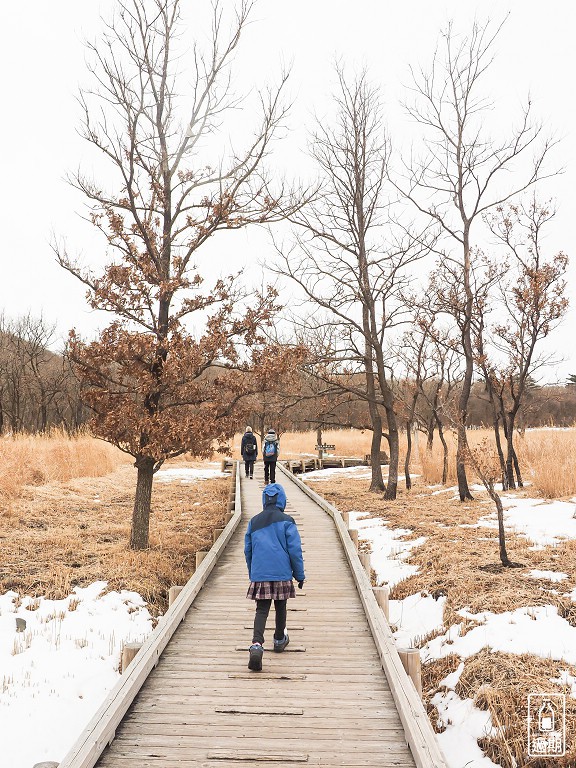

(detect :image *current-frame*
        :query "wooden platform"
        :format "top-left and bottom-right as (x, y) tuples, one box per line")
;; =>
(91, 464), (416, 767)
(58, 462), (446, 768)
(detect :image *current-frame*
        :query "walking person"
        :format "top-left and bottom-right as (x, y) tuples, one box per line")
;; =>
(241, 426), (258, 479)
(262, 427), (279, 484)
(244, 483), (305, 671)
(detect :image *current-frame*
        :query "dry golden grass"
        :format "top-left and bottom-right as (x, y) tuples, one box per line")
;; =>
(0, 461), (230, 615)
(0, 430), (130, 505)
(224, 428), (410, 460)
(311, 472), (576, 766)
(226, 425), (576, 498)
(517, 429), (576, 498)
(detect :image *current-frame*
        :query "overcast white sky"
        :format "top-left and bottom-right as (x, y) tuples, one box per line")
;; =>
(0, 1), (574, 382)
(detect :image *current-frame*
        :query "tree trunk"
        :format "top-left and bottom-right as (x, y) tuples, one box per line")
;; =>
(405, 423), (412, 490)
(505, 414), (516, 490)
(489, 486), (511, 566)
(426, 416), (435, 450)
(492, 416), (507, 491)
(512, 447), (523, 487)
(384, 407), (399, 500)
(130, 456), (155, 550)
(404, 392), (418, 491)
(369, 414), (385, 492)
(437, 418), (449, 485)
(457, 230), (474, 502)
(456, 422), (473, 501)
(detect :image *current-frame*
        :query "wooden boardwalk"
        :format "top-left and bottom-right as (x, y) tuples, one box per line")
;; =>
(61, 462), (447, 768)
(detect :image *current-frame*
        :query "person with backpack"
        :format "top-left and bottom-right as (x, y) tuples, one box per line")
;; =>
(262, 427), (279, 484)
(241, 426), (258, 479)
(244, 483), (305, 671)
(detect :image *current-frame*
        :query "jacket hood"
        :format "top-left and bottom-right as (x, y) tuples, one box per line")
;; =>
(262, 483), (286, 510)
(265, 430), (278, 440)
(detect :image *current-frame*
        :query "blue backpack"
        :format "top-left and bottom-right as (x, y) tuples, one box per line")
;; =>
(264, 440), (278, 459)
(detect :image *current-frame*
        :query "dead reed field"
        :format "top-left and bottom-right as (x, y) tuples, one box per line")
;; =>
(420, 426), (576, 498)
(0, 433), (230, 614)
(226, 428), (407, 460)
(228, 426), (576, 498)
(0, 430), (131, 504)
(309, 471), (576, 766)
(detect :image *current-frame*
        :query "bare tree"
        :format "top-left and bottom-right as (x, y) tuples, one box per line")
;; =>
(54, 0), (302, 549)
(276, 67), (432, 498)
(486, 197), (569, 488)
(397, 19), (559, 501)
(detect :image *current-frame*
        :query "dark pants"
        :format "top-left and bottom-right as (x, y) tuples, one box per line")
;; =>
(252, 599), (287, 644)
(264, 461), (276, 483)
(244, 459), (255, 477)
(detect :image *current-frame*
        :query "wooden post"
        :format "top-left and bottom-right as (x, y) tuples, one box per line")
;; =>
(301, 459), (306, 474)
(373, 586), (390, 621)
(348, 528), (359, 549)
(398, 647), (422, 698)
(121, 642), (143, 673)
(227, 499), (235, 512)
(196, 550), (208, 568)
(341, 510), (350, 527)
(359, 552), (371, 578)
(221, 459), (227, 472)
(168, 585), (183, 607)
(224, 512), (233, 525)
(212, 528), (224, 544)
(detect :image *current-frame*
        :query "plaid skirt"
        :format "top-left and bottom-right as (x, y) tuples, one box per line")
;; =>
(246, 580), (296, 600)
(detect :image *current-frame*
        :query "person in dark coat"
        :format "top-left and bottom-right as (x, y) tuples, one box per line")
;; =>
(241, 426), (258, 479)
(244, 483), (305, 671)
(262, 427), (279, 484)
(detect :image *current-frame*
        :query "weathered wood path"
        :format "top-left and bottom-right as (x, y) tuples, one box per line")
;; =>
(60, 462), (447, 768)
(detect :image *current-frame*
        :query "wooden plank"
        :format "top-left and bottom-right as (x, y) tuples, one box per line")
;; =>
(207, 751), (308, 762)
(242, 625), (304, 630)
(227, 673), (306, 680)
(235, 646), (306, 652)
(214, 706), (304, 715)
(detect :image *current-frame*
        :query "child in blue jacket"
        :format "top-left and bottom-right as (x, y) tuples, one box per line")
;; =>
(244, 483), (305, 671)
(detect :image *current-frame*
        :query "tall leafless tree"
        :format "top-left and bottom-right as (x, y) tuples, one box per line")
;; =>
(276, 68), (433, 498)
(397, 19), (559, 501)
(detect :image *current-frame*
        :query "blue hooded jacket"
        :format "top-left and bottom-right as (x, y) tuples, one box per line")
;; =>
(244, 483), (305, 583)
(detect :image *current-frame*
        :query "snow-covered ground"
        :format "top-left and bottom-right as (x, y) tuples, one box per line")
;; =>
(346, 493), (576, 768)
(0, 583), (154, 767)
(305, 464), (419, 483)
(155, 465), (227, 482)
(0, 465), (227, 768)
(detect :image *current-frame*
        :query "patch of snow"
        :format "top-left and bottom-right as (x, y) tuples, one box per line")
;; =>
(527, 569), (568, 582)
(0, 582), (154, 768)
(389, 592), (446, 647)
(349, 512), (425, 587)
(155, 467), (227, 483)
(440, 660), (465, 690)
(550, 670), (576, 697)
(305, 466), (419, 482)
(475, 496), (576, 546)
(431, 690), (499, 768)
(422, 605), (576, 666)
(305, 466), (373, 480)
